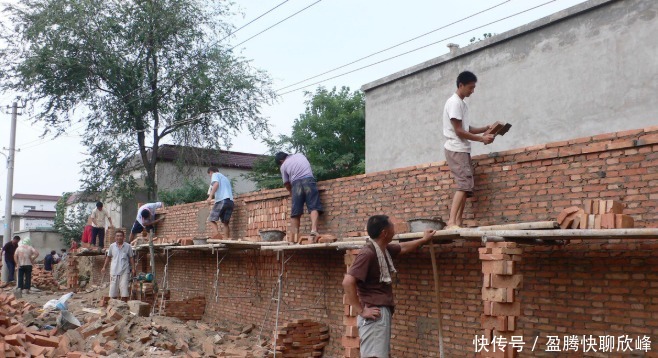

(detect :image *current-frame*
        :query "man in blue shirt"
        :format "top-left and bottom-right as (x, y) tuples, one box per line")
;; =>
(44, 250), (57, 271)
(206, 167), (234, 240)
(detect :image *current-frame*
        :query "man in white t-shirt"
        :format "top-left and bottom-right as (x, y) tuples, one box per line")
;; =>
(101, 230), (134, 302)
(442, 71), (495, 229)
(90, 201), (114, 250)
(129, 202), (166, 243)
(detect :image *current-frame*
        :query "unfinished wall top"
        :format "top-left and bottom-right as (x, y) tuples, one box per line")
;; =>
(362, 0), (658, 173)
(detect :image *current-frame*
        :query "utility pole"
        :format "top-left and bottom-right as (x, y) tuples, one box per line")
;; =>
(2, 101), (22, 283)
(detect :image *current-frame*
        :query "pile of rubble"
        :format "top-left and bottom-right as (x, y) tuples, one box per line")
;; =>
(0, 292), (62, 357)
(1, 286), (274, 357)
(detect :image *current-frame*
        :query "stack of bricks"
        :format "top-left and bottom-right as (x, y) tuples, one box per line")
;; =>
(66, 255), (80, 291)
(270, 319), (330, 357)
(159, 296), (205, 320)
(32, 266), (60, 291)
(104, 226), (117, 250)
(480, 242), (523, 358)
(557, 199), (634, 229)
(342, 250), (360, 358)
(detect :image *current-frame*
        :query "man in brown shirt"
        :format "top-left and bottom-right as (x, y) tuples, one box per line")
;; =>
(342, 215), (435, 357)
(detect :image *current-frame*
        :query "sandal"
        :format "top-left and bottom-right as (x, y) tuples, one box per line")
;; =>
(310, 231), (319, 243)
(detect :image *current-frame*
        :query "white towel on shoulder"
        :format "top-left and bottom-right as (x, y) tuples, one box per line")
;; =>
(367, 239), (397, 284)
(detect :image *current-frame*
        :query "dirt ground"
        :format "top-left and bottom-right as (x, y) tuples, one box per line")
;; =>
(2, 272), (271, 357)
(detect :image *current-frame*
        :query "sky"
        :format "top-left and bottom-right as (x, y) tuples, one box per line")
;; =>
(0, 0), (589, 214)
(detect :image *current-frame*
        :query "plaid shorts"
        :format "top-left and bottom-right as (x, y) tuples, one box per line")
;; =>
(208, 199), (234, 224)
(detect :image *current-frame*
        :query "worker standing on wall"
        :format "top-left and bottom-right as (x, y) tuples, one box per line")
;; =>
(442, 71), (495, 229)
(342, 215), (435, 357)
(275, 152), (323, 242)
(206, 167), (234, 240)
(90, 201), (114, 250)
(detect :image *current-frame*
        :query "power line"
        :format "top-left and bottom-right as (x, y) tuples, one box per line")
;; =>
(220, 0), (291, 42)
(277, 0), (557, 96)
(276, 0), (512, 92)
(230, 0), (322, 50)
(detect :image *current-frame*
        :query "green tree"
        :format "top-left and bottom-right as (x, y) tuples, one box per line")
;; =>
(54, 193), (91, 247)
(0, 0), (274, 200)
(158, 179), (208, 206)
(246, 86), (365, 189)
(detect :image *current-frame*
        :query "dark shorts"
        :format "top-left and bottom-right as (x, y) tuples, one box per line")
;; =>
(291, 177), (323, 218)
(445, 148), (474, 197)
(131, 221), (154, 235)
(208, 199), (234, 224)
(91, 227), (105, 247)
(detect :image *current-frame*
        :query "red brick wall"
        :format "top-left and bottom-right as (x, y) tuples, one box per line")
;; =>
(93, 126), (658, 356)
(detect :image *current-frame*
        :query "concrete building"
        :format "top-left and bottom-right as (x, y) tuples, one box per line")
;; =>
(0, 194), (60, 233)
(362, 0), (658, 173)
(13, 229), (64, 260)
(11, 193), (59, 214)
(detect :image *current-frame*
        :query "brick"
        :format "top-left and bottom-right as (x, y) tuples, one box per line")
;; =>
(615, 214), (634, 228)
(482, 261), (514, 275)
(490, 248), (523, 255)
(557, 206), (579, 224)
(491, 274), (523, 289)
(486, 302), (521, 316)
(481, 315), (508, 331)
(5, 334), (25, 346)
(483, 273), (491, 288)
(344, 326), (358, 338)
(605, 200), (623, 214)
(583, 199), (594, 214)
(344, 347), (360, 358)
(559, 211), (579, 229)
(34, 335), (60, 348)
(601, 213), (615, 229)
(579, 213), (588, 229)
(482, 287), (515, 303)
(485, 242), (518, 249)
(598, 200), (607, 216)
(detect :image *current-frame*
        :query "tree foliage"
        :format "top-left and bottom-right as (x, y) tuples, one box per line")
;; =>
(0, 0), (274, 200)
(246, 86), (365, 189)
(54, 193), (91, 247)
(470, 33), (494, 43)
(158, 179), (208, 206)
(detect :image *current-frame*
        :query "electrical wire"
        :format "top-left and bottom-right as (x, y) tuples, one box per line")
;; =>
(277, 0), (558, 96)
(220, 0), (290, 42)
(275, 0), (512, 92)
(230, 0), (322, 50)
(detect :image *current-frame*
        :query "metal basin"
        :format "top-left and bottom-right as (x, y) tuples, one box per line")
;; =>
(259, 229), (286, 242)
(193, 238), (208, 245)
(407, 217), (446, 232)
